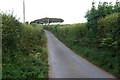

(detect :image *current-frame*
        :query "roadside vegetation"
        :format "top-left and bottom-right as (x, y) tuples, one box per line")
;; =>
(2, 12), (48, 79)
(45, 1), (120, 78)
(1, 0), (120, 79)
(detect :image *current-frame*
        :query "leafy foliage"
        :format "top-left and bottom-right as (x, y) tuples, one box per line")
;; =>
(30, 17), (64, 25)
(98, 13), (119, 50)
(2, 12), (48, 79)
(85, 0), (120, 46)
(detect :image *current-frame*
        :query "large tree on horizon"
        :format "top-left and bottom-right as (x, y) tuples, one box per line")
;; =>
(30, 17), (64, 25)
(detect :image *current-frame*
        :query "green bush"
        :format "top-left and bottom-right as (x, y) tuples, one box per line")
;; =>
(98, 13), (119, 51)
(2, 12), (48, 79)
(46, 23), (88, 47)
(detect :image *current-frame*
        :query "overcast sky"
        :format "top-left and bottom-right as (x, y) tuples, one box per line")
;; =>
(0, 0), (116, 24)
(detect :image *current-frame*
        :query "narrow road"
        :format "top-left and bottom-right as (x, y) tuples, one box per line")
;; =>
(45, 30), (116, 78)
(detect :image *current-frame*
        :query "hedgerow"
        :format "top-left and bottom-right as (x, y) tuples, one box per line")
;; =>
(2, 12), (48, 79)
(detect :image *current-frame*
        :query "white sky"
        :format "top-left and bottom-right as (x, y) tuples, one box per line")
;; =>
(0, 0), (116, 24)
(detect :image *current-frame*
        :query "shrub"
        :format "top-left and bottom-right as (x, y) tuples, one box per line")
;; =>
(2, 12), (48, 79)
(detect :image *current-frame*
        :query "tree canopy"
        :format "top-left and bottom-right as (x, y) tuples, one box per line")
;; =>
(85, 0), (120, 41)
(30, 17), (64, 25)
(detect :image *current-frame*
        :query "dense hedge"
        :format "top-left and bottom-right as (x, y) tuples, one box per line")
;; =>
(98, 13), (119, 52)
(46, 13), (120, 78)
(47, 23), (88, 47)
(2, 12), (48, 79)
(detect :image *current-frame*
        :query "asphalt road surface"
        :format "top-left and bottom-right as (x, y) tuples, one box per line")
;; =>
(44, 30), (116, 78)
